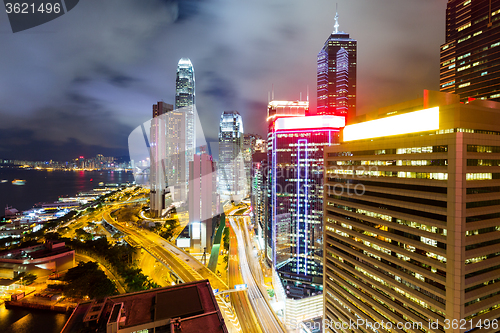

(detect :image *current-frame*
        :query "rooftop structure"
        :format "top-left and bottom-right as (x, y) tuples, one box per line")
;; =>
(61, 280), (228, 333)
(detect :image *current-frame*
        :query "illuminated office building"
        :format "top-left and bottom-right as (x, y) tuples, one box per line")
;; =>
(218, 111), (246, 202)
(251, 152), (267, 244)
(324, 91), (500, 332)
(267, 100), (308, 121)
(165, 109), (188, 202)
(243, 134), (260, 194)
(440, 0), (500, 102)
(317, 11), (357, 123)
(172, 58), (195, 201)
(150, 101), (173, 217)
(267, 110), (345, 324)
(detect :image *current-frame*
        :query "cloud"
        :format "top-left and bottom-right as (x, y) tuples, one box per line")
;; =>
(0, 0), (448, 160)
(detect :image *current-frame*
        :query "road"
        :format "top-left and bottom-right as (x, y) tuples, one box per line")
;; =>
(102, 210), (242, 332)
(229, 228), (263, 333)
(228, 216), (286, 333)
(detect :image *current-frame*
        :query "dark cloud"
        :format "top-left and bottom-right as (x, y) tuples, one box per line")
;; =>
(0, 0), (448, 161)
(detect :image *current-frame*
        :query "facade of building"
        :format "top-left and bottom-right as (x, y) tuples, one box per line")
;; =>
(61, 280), (228, 333)
(218, 111), (246, 202)
(150, 101), (173, 217)
(440, 0), (500, 103)
(251, 152), (267, 244)
(165, 109), (188, 202)
(324, 93), (500, 332)
(243, 134), (262, 194)
(188, 153), (220, 253)
(317, 13), (357, 123)
(267, 100), (308, 122)
(173, 58), (195, 202)
(268, 115), (344, 286)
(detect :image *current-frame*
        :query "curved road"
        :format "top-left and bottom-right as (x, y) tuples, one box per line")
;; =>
(227, 213), (287, 333)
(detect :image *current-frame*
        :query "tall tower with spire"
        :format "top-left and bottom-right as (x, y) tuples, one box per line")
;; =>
(317, 8), (357, 123)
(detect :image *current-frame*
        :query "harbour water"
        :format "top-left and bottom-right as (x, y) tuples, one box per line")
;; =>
(0, 167), (135, 214)
(0, 167), (136, 332)
(0, 303), (70, 333)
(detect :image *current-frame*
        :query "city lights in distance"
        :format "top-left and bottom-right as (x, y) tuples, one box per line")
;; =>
(275, 115), (345, 130)
(343, 107), (440, 142)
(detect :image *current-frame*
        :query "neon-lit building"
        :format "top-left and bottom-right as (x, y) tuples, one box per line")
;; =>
(317, 11), (357, 123)
(218, 111), (246, 201)
(440, 0), (500, 103)
(324, 91), (500, 332)
(267, 100), (345, 296)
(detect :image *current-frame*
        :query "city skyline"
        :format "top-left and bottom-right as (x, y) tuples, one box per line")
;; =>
(0, 0), (447, 161)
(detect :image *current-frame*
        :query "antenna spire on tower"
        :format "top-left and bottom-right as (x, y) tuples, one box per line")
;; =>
(334, 3), (339, 34)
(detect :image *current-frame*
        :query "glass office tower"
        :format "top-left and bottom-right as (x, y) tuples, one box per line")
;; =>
(218, 111), (246, 202)
(440, 0), (500, 102)
(317, 13), (357, 123)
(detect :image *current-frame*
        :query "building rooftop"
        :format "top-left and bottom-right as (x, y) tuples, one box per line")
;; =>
(61, 280), (227, 333)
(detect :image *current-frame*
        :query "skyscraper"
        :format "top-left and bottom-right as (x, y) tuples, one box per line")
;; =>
(324, 92), (500, 332)
(266, 100), (345, 324)
(440, 0), (500, 102)
(150, 101), (173, 217)
(317, 12), (357, 123)
(218, 111), (246, 202)
(188, 153), (220, 253)
(173, 58), (195, 201)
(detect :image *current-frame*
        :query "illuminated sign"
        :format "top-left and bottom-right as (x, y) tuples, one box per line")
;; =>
(343, 107), (440, 142)
(275, 115), (345, 131)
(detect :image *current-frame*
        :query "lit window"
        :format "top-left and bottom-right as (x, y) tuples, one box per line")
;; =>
(458, 22), (471, 32)
(458, 65), (471, 72)
(459, 82), (470, 88)
(458, 35), (471, 43)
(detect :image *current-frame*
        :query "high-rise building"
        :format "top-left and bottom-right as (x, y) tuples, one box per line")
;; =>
(188, 153), (220, 254)
(317, 12), (357, 123)
(267, 100), (308, 122)
(173, 58), (196, 201)
(266, 102), (345, 324)
(323, 91), (500, 332)
(150, 101), (173, 217)
(251, 151), (267, 246)
(218, 111), (246, 202)
(440, 0), (500, 102)
(243, 134), (261, 193)
(165, 109), (188, 202)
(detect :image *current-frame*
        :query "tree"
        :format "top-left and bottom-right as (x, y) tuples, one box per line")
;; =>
(63, 261), (117, 299)
(75, 228), (92, 241)
(223, 227), (230, 252)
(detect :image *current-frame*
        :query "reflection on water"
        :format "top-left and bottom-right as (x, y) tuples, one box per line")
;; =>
(0, 303), (69, 333)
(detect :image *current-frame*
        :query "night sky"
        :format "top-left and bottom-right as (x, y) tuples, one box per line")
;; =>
(0, 0), (447, 161)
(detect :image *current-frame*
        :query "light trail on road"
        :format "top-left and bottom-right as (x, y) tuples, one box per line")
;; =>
(229, 216), (286, 333)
